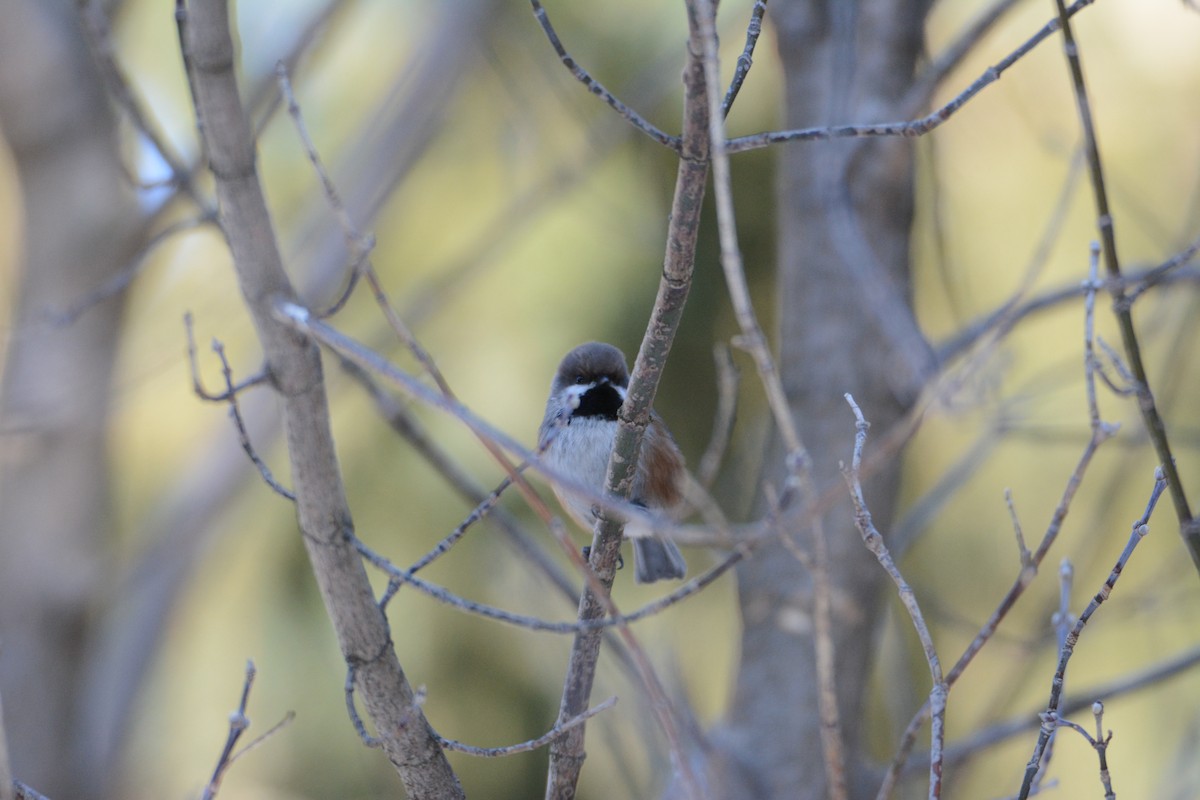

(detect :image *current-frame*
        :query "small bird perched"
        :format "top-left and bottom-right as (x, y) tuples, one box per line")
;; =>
(539, 342), (687, 583)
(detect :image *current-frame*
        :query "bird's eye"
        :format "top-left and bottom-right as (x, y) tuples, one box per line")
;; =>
(573, 374), (587, 385)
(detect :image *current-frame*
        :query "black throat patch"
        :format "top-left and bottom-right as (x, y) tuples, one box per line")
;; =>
(573, 382), (623, 421)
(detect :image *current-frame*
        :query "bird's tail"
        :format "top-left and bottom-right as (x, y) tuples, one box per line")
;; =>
(632, 537), (686, 583)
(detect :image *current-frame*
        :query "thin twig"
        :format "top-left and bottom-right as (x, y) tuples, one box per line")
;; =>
(1052, 0), (1198, 568)
(528, 0), (681, 152)
(721, 0), (768, 117)
(80, 0), (205, 206)
(360, 537), (745, 634)
(727, 0), (1096, 154)
(843, 396), (946, 800)
(211, 339), (295, 501)
(344, 664), (381, 749)
(276, 62), (375, 317)
(1016, 472), (1166, 799)
(438, 697), (617, 757)
(696, 0), (848, 794)
(1030, 558), (1077, 793)
(1126, 229), (1200, 303)
(1007, 489), (1032, 568)
(544, 5), (715, 794)
(702, 0), (854, 793)
(184, 313), (270, 402)
(1092, 702), (1116, 800)
(201, 661), (293, 800)
(901, 0), (1025, 116)
(876, 243), (1120, 799)
(185, 315), (289, 501)
(910, 643), (1200, 772)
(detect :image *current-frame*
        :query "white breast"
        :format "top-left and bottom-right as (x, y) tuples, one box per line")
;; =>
(543, 416), (617, 527)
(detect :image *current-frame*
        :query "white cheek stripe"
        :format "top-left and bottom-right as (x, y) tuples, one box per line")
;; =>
(563, 380), (625, 411)
(564, 383), (589, 410)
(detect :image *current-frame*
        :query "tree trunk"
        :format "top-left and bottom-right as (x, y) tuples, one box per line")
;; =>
(710, 2), (931, 797)
(0, 2), (140, 797)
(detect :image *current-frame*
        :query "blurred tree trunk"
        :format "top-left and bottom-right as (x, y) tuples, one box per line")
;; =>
(707, 2), (931, 797)
(0, 2), (141, 797)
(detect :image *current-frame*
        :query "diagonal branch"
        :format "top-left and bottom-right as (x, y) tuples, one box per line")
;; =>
(528, 0), (681, 152)
(1051, 0), (1200, 573)
(176, 1), (462, 796)
(726, 0), (1096, 154)
(544, 2), (714, 797)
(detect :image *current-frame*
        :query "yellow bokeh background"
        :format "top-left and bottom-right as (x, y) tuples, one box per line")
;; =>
(2, 1), (1199, 798)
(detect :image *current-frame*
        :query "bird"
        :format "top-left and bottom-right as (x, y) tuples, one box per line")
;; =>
(539, 342), (687, 583)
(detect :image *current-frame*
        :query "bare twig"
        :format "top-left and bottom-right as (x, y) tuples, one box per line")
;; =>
(177, 2), (461, 794)
(360, 537), (745, 634)
(727, 0), (1096, 154)
(545, 4), (715, 796)
(344, 664), (381, 749)
(909, 643), (1200, 772)
(902, 0), (1024, 116)
(184, 315), (290, 498)
(201, 661), (294, 800)
(1007, 489), (1032, 568)
(1016, 472), (1166, 799)
(80, 0), (205, 206)
(843, 396), (946, 800)
(936, 264), (1200, 367)
(1091, 702), (1116, 800)
(1030, 558), (1077, 793)
(212, 339), (295, 501)
(876, 244), (1120, 799)
(528, 0), (681, 152)
(275, 62), (375, 317)
(1052, 0), (1199, 569)
(184, 313), (270, 402)
(697, 0), (852, 793)
(438, 697), (617, 757)
(721, 0), (768, 117)
(1126, 229), (1200, 303)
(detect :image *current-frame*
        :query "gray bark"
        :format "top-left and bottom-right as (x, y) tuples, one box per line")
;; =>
(709, 2), (932, 797)
(0, 2), (141, 797)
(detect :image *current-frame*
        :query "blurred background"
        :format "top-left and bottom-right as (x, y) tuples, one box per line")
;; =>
(1, 0), (1199, 798)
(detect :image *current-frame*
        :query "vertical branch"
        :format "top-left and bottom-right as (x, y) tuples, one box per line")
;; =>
(176, 2), (462, 797)
(543, 1), (712, 796)
(875, 243), (1118, 798)
(842, 396), (946, 800)
(1052, 0), (1199, 570)
(699, 0), (854, 797)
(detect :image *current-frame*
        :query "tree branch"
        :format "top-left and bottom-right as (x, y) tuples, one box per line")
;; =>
(1051, 0), (1199, 572)
(176, 2), (461, 795)
(543, 1), (713, 793)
